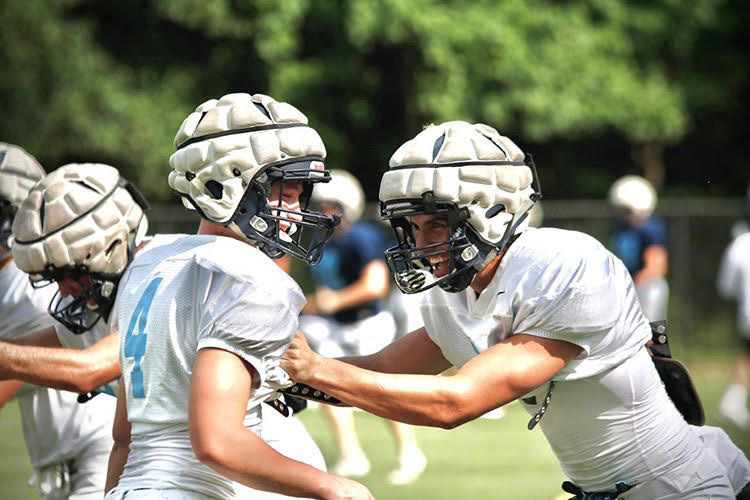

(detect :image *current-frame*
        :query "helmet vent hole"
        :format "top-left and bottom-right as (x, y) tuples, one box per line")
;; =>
(105, 240), (121, 259)
(205, 180), (223, 200)
(39, 201), (45, 229)
(486, 204), (506, 218)
(185, 172), (196, 181)
(74, 180), (100, 193)
(254, 103), (272, 119)
(232, 168), (241, 177)
(0, 150), (6, 166)
(479, 132), (508, 158)
(432, 133), (446, 161)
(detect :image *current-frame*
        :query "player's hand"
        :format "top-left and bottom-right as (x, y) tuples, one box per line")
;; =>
(281, 330), (320, 384)
(313, 287), (342, 315)
(325, 476), (374, 500)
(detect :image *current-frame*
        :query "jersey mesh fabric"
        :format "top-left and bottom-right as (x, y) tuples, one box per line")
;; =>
(0, 261), (114, 469)
(115, 234), (304, 498)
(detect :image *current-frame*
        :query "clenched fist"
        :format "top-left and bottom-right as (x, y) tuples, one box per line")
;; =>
(281, 330), (320, 384)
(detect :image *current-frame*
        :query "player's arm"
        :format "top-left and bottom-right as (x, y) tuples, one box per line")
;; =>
(0, 329), (121, 393)
(634, 244), (668, 285)
(339, 327), (452, 375)
(0, 379), (24, 408)
(282, 331), (581, 428)
(189, 347), (372, 500)
(105, 380), (131, 494)
(308, 260), (390, 315)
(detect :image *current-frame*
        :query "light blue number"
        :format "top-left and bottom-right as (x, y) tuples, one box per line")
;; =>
(124, 277), (162, 398)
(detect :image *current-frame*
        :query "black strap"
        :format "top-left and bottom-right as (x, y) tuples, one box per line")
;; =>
(561, 480), (634, 499)
(264, 398), (290, 417)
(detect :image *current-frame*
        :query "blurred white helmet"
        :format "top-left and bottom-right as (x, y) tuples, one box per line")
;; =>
(169, 93), (339, 264)
(12, 163), (149, 333)
(608, 175), (657, 220)
(310, 169), (365, 223)
(0, 143), (46, 254)
(379, 121), (540, 294)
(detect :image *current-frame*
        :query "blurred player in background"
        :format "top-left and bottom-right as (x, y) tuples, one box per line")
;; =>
(284, 121), (750, 498)
(716, 185), (750, 430)
(301, 169), (427, 484)
(0, 153), (124, 499)
(105, 93), (372, 500)
(609, 175), (669, 321)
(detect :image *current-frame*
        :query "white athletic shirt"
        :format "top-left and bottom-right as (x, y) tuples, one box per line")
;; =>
(0, 261), (114, 470)
(114, 234), (305, 499)
(421, 227), (707, 492)
(717, 231), (750, 337)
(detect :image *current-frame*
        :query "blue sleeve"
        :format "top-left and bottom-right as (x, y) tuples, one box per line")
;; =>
(641, 218), (668, 247)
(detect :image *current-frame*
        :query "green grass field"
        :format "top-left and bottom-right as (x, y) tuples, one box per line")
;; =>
(1, 360), (748, 499)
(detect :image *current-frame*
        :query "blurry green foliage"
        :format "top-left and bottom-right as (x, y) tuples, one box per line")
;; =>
(0, 0), (746, 201)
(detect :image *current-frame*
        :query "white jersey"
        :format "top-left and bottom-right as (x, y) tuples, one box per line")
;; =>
(0, 261), (114, 476)
(115, 234), (306, 499)
(717, 231), (750, 337)
(420, 228), (723, 494)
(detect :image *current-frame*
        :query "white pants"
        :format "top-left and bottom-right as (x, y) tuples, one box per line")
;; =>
(636, 277), (669, 322)
(300, 311), (396, 358)
(622, 448), (734, 499)
(693, 424), (750, 495)
(31, 439), (110, 500)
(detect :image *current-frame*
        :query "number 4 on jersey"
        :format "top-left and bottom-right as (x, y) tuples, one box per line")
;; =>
(124, 277), (162, 398)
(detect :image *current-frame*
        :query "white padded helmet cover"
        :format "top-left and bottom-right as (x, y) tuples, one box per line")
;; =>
(380, 121), (535, 244)
(168, 93), (326, 223)
(0, 142), (45, 207)
(311, 169), (365, 222)
(12, 163), (145, 276)
(609, 175), (657, 219)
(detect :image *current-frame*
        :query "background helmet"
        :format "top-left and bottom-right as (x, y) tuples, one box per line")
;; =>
(0, 143), (46, 255)
(380, 121), (540, 294)
(310, 169), (365, 223)
(168, 93), (339, 264)
(608, 175), (657, 221)
(12, 163), (149, 333)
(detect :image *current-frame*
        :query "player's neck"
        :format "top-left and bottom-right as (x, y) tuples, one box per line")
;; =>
(469, 254), (502, 295)
(197, 220), (253, 245)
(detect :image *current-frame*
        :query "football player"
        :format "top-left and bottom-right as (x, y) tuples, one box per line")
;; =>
(0, 146), (117, 499)
(282, 121), (750, 498)
(609, 175), (669, 321)
(105, 93), (372, 499)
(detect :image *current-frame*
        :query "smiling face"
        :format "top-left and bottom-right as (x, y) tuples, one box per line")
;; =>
(408, 213), (455, 277)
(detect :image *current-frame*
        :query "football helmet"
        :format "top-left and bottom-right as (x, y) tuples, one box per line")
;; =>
(609, 175), (657, 221)
(12, 163), (149, 333)
(169, 93), (339, 264)
(310, 169), (365, 223)
(379, 121), (541, 294)
(0, 143), (46, 256)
